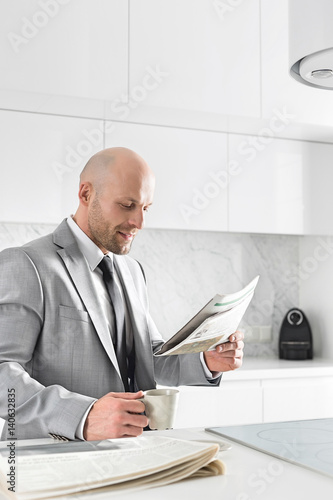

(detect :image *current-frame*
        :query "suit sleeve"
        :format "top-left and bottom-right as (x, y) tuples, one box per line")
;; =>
(0, 248), (95, 440)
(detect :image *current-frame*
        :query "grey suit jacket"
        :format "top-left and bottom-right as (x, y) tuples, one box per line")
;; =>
(0, 220), (220, 439)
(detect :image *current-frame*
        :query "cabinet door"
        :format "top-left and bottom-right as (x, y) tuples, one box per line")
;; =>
(104, 121), (228, 231)
(228, 134), (304, 234)
(263, 377), (333, 423)
(0, 110), (103, 223)
(0, 0), (128, 119)
(129, 0), (261, 122)
(173, 382), (263, 429)
(228, 134), (333, 235)
(301, 142), (333, 235)
(261, 0), (333, 130)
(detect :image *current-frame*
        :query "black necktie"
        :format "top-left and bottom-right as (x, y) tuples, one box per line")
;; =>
(98, 256), (129, 391)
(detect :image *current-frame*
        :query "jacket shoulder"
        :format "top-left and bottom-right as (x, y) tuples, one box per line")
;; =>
(122, 254), (145, 280)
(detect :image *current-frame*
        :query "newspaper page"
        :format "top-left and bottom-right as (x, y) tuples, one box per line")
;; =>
(154, 275), (259, 356)
(0, 436), (224, 500)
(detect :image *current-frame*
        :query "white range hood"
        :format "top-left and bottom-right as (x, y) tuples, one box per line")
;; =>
(289, 0), (333, 89)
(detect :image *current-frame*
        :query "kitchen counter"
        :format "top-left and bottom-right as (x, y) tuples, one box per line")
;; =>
(222, 356), (333, 381)
(6, 428), (332, 500)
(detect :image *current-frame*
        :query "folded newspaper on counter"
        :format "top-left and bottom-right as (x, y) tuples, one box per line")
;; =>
(154, 275), (259, 356)
(0, 436), (225, 499)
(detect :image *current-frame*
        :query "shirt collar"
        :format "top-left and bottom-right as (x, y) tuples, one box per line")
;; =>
(66, 216), (113, 271)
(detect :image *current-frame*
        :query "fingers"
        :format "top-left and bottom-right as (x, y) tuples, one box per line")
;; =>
(106, 390), (144, 400)
(121, 426), (147, 438)
(101, 394), (147, 417)
(104, 392), (146, 414)
(203, 330), (245, 373)
(121, 398), (146, 415)
(215, 339), (244, 354)
(227, 356), (243, 370)
(228, 330), (244, 342)
(113, 409), (149, 429)
(83, 392), (149, 441)
(214, 330), (244, 353)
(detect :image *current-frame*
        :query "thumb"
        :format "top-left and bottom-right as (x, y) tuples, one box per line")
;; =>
(107, 390), (144, 400)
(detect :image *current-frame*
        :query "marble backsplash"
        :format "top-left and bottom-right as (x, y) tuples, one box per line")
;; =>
(0, 222), (299, 358)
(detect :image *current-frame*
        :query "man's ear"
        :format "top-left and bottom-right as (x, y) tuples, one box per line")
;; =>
(78, 182), (93, 206)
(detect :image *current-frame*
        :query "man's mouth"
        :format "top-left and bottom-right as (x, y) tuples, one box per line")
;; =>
(117, 231), (136, 242)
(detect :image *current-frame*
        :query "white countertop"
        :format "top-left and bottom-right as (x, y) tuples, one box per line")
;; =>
(6, 428), (332, 500)
(221, 356), (333, 381)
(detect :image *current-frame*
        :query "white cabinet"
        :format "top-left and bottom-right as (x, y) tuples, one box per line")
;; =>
(4, 110), (333, 233)
(2, 0), (333, 234)
(261, 0), (333, 129)
(129, 0), (261, 120)
(228, 134), (333, 235)
(0, 110), (103, 223)
(0, 0), (128, 119)
(173, 382), (263, 429)
(263, 377), (333, 423)
(104, 121), (228, 231)
(228, 134), (304, 235)
(170, 362), (333, 429)
(301, 142), (333, 235)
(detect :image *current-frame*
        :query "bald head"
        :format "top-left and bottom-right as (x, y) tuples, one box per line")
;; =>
(73, 147), (155, 255)
(80, 147), (155, 196)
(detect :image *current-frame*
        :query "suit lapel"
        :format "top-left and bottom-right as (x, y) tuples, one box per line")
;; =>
(114, 255), (156, 390)
(53, 221), (123, 385)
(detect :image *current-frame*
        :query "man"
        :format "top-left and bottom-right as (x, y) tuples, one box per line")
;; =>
(0, 147), (244, 441)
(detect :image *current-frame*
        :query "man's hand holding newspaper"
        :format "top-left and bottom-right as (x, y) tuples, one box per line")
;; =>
(203, 330), (244, 374)
(154, 276), (260, 374)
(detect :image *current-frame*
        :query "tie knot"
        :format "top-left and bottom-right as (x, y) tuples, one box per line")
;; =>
(98, 256), (114, 277)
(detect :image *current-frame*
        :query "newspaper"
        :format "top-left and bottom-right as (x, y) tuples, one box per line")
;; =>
(154, 275), (259, 356)
(0, 436), (224, 499)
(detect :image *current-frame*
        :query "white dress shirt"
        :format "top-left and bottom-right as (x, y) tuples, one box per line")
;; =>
(67, 216), (133, 353)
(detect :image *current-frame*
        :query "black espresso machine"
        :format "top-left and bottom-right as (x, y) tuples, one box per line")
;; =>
(279, 308), (313, 360)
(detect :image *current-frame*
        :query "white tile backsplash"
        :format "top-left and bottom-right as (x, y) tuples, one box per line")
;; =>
(0, 222), (56, 250)
(131, 228), (299, 357)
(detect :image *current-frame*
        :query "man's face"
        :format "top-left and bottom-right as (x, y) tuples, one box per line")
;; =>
(87, 170), (154, 255)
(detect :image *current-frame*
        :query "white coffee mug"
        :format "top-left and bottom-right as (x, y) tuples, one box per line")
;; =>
(140, 388), (179, 430)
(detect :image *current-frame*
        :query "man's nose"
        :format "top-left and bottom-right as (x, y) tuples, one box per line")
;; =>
(128, 208), (145, 230)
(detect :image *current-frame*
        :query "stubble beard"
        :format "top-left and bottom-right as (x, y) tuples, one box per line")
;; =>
(88, 197), (134, 255)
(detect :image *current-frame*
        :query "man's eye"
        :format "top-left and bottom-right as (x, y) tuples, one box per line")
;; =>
(121, 204), (133, 209)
